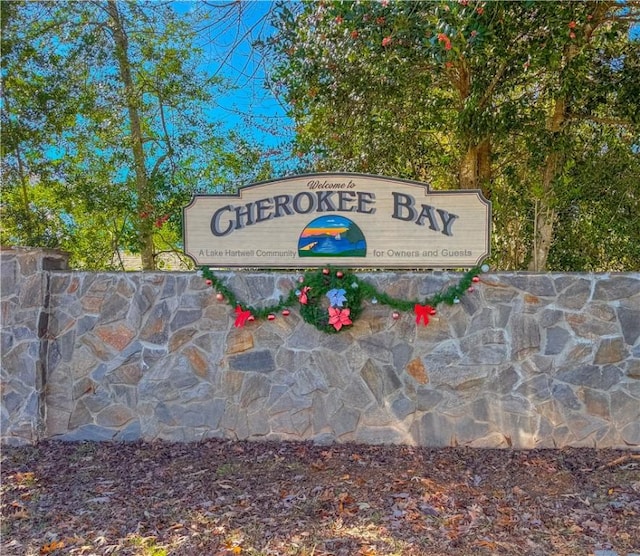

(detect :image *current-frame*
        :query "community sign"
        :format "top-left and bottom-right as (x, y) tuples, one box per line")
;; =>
(183, 173), (491, 269)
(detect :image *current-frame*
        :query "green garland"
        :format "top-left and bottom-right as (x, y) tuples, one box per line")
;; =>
(199, 266), (485, 333)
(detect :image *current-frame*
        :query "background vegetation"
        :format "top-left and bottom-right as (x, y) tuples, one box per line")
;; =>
(2, 0), (638, 271)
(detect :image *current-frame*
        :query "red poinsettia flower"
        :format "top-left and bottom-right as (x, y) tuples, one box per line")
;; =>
(299, 286), (311, 305)
(328, 307), (352, 331)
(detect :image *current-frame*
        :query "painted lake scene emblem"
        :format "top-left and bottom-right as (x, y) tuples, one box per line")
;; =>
(298, 215), (366, 258)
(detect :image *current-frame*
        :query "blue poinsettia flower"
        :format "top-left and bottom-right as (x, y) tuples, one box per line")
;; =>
(326, 288), (347, 307)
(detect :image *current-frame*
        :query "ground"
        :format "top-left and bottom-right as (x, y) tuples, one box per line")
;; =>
(1, 440), (639, 555)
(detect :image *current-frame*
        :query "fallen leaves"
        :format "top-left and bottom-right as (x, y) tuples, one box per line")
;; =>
(39, 540), (64, 554)
(1, 441), (639, 555)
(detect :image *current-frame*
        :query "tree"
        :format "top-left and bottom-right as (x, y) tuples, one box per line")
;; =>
(265, 0), (640, 270)
(1, 0), (271, 269)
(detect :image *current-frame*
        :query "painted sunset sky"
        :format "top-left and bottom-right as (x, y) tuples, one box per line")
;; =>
(300, 216), (350, 238)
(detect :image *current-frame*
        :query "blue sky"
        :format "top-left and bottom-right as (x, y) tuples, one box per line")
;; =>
(173, 0), (639, 163)
(175, 1), (293, 152)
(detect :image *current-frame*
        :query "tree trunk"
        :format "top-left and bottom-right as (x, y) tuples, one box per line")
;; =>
(528, 98), (565, 271)
(459, 143), (478, 189)
(526, 1), (611, 271)
(14, 142), (36, 245)
(459, 137), (491, 194)
(105, 0), (155, 270)
(477, 138), (491, 192)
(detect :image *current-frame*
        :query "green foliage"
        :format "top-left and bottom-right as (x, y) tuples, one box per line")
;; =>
(1, 1), (272, 269)
(265, 0), (640, 270)
(549, 126), (640, 271)
(200, 266), (482, 333)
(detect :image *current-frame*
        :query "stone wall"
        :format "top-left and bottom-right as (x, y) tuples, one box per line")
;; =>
(1, 248), (69, 445)
(1, 248), (639, 448)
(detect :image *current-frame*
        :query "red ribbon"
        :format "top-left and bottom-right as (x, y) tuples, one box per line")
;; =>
(414, 304), (434, 326)
(234, 306), (252, 328)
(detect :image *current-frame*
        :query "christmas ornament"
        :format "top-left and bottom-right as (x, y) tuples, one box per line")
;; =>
(200, 265), (485, 334)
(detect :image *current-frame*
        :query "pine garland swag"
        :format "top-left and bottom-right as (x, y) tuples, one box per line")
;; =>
(199, 266), (486, 333)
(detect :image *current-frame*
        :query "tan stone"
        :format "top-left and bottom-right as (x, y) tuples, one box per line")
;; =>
(226, 329), (254, 354)
(594, 337), (627, 365)
(67, 277), (80, 294)
(95, 404), (134, 428)
(169, 328), (197, 352)
(95, 323), (135, 351)
(524, 294), (539, 304)
(112, 362), (143, 385)
(81, 294), (105, 313)
(581, 388), (610, 419)
(628, 360), (640, 379)
(184, 345), (209, 378)
(406, 358), (428, 384)
(221, 371), (245, 396)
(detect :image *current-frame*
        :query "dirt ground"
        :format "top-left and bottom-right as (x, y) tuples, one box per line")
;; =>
(1, 439), (639, 555)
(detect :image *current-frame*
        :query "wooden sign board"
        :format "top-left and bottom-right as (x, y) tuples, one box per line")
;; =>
(183, 173), (491, 269)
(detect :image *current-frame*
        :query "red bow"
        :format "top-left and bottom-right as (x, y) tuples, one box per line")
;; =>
(234, 306), (252, 328)
(299, 286), (311, 305)
(414, 304), (435, 326)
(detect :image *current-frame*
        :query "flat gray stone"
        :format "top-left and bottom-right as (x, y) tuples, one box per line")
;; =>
(610, 390), (640, 425)
(391, 395), (414, 420)
(552, 383), (582, 410)
(545, 326), (570, 355)
(170, 309), (203, 331)
(418, 412), (455, 447)
(540, 308), (564, 328)
(617, 305), (640, 346)
(139, 301), (171, 345)
(594, 551), (620, 556)
(414, 388), (444, 411)
(331, 405), (360, 437)
(313, 433), (337, 445)
(292, 367), (329, 396)
(593, 276), (640, 301)
(460, 329), (508, 365)
(228, 350), (275, 373)
(511, 314), (541, 360)
(57, 424), (117, 442)
(341, 377), (376, 410)
(486, 366), (520, 395)
(355, 426), (408, 445)
(555, 278), (591, 310)
(392, 342), (413, 371)
(556, 365), (623, 391)
(517, 375), (552, 402)
(498, 275), (556, 297)
(115, 420), (141, 441)
(98, 293), (130, 324)
(456, 416), (490, 444)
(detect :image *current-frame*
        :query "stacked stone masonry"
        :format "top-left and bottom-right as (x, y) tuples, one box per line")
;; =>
(1, 247), (639, 448)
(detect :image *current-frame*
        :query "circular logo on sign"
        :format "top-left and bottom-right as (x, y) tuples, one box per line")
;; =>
(298, 215), (366, 258)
